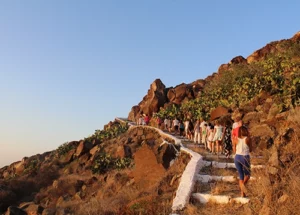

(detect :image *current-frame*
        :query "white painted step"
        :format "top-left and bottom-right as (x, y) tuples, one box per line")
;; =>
(197, 174), (236, 183)
(192, 193), (250, 204)
(205, 154), (264, 159)
(197, 174), (258, 183)
(203, 161), (265, 169)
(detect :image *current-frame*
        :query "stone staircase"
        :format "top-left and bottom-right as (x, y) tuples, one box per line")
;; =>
(115, 119), (265, 214)
(180, 137), (265, 211)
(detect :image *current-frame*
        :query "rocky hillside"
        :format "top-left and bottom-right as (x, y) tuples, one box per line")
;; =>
(1, 32), (300, 215)
(127, 31), (300, 215)
(0, 122), (190, 214)
(129, 32), (300, 122)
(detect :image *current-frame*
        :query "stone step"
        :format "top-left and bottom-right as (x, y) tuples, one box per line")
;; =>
(197, 174), (258, 183)
(202, 161), (265, 169)
(204, 154), (264, 159)
(185, 143), (205, 148)
(192, 193), (250, 204)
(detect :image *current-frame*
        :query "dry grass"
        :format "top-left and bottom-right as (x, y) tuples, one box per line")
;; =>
(249, 148), (300, 214)
(184, 201), (252, 215)
(76, 192), (172, 215)
(203, 156), (234, 163)
(246, 119), (300, 215)
(194, 180), (240, 197)
(199, 166), (238, 176)
(193, 181), (211, 193)
(73, 151), (190, 215)
(210, 182), (239, 196)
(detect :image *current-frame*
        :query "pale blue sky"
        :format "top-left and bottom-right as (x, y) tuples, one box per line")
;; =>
(0, 1), (299, 167)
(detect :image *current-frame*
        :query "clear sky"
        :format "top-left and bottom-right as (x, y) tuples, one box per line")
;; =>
(0, 1), (299, 167)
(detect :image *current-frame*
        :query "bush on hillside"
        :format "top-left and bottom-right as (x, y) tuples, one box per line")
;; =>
(85, 122), (129, 144)
(155, 41), (300, 121)
(56, 142), (74, 156)
(91, 151), (132, 174)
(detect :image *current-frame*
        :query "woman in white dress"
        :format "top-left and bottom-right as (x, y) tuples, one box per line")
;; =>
(213, 120), (224, 155)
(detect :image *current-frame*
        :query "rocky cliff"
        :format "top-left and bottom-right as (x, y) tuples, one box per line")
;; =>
(128, 79), (205, 121)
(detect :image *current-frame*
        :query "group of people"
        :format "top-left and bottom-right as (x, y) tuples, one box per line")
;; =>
(158, 116), (252, 198)
(136, 113), (252, 198)
(163, 117), (238, 158)
(136, 113), (150, 126)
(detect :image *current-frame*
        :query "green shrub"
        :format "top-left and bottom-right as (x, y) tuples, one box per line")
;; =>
(24, 159), (38, 174)
(155, 41), (300, 121)
(56, 142), (74, 156)
(85, 123), (129, 144)
(114, 157), (132, 170)
(91, 152), (132, 174)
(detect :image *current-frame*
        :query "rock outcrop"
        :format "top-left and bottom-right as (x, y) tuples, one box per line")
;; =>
(128, 79), (204, 121)
(128, 79), (168, 121)
(167, 83), (195, 104)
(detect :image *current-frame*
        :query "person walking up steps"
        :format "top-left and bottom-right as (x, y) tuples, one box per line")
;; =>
(144, 114), (150, 125)
(232, 116), (242, 142)
(201, 123), (208, 149)
(200, 119), (207, 145)
(207, 123), (214, 152)
(138, 114), (144, 125)
(233, 126), (252, 198)
(194, 119), (201, 144)
(213, 120), (224, 155)
(179, 120), (185, 137)
(184, 119), (190, 139)
(172, 118), (179, 135)
(164, 118), (169, 131)
(168, 118), (172, 132)
(188, 120), (194, 140)
(223, 120), (233, 158)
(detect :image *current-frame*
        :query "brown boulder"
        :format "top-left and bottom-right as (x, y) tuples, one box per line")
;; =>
(60, 149), (75, 163)
(128, 79), (167, 121)
(217, 63), (230, 75)
(291, 31), (300, 41)
(229, 56), (247, 64)
(89, 145), (100, 157)
(128, 106), (140, 123)
(250, 124), (275, 138)
(132, 144), (165, 189)
(190, 79), (205, 97)
(167, 88), (176, 102)
(243, 111), (263, 124)
(2, 170), (10, 179)
(74, 141), (93, 157)
(14, 162), (25, 176)
(172, 83), (194, 104)
(115, 146), (125, 158)
(247, 41), (279, 63)
(250, 124), (276, 149)
(78, 153), (90, 164)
